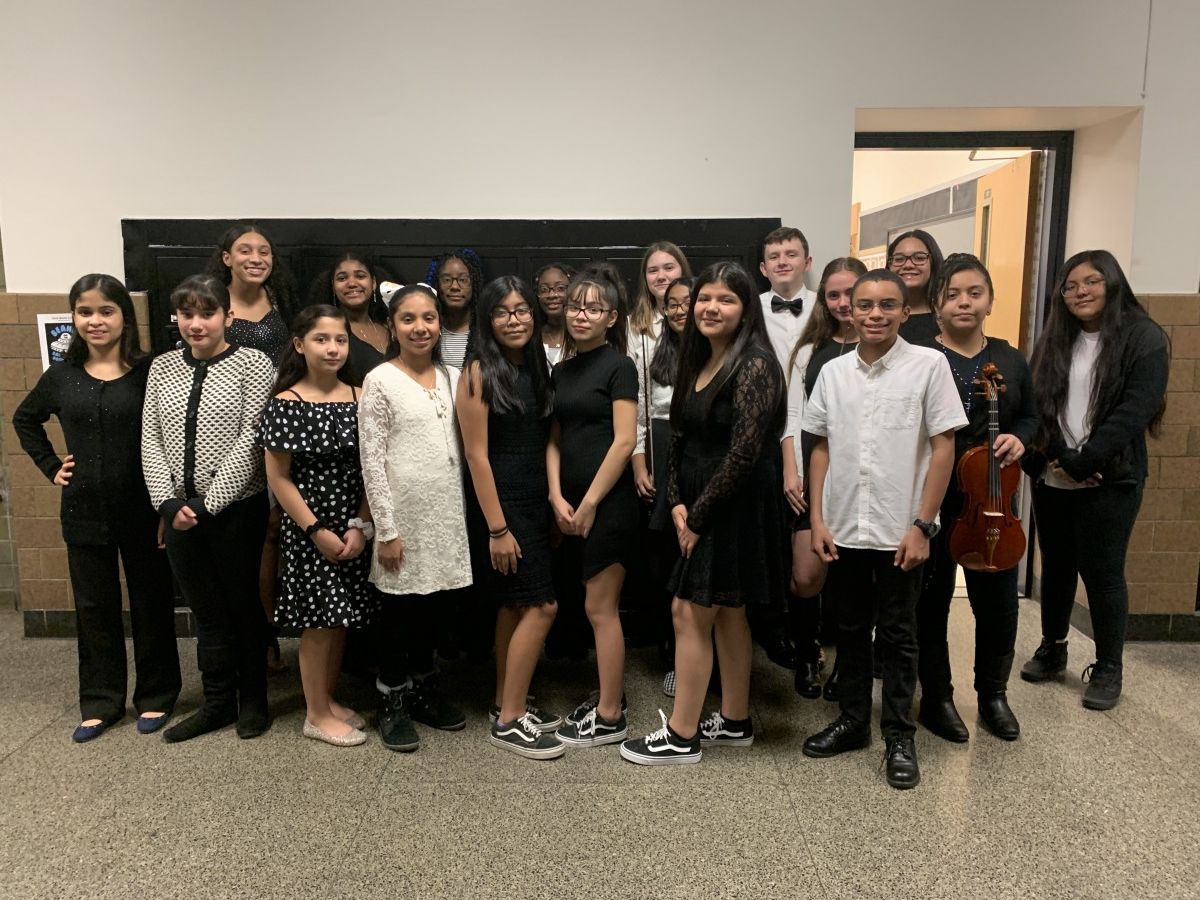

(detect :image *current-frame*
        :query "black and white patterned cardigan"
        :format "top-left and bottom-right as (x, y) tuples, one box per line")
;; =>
(142, 345), (275, 523)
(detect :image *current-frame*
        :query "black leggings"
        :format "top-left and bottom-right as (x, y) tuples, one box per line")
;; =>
(378, 591), (446, 688)
(164, 493), (269, 706)
(916, 528), (1019, 697)
(1033, 481), (1143, 666)
(66, 529), (181, 722)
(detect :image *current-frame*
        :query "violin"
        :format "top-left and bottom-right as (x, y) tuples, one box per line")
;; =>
(948, 362), (1026, 572)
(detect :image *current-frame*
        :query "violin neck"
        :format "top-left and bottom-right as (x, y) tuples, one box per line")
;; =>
(988, 390), (1001, 501)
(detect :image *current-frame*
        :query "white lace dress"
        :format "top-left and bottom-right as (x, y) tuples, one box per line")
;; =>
(358, 363), (472, 596)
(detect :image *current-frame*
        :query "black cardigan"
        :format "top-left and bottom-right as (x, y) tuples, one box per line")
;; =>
(1024, 316), (1169, 484)
(12, 358), (158, 544)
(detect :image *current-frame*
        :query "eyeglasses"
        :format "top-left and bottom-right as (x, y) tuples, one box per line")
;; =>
(666, 301), (690, 314)
(537, 284), (568, 297)
(889, 252), (931, 267)
(565, 303), (611, 320)
(491, 306), (534, 323)
(438, 274), (471, 287)
(853, 299), (904, 313)
(1061, 276), (1105, 298)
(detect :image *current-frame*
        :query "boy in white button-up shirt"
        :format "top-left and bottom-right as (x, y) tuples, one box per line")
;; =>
(799, 269), (966, 790)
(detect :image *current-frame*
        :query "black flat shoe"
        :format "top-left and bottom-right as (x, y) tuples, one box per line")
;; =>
(794, 662), (822, 700)
(918, 696), (969, 743)
(884, 735), (920, 790)
(977, 693), (1020, 740)
(802, 715), (871, 758)
(136, 711), (173, 735)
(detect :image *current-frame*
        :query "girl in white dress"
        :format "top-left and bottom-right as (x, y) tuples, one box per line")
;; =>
(358, 283), (472, 752)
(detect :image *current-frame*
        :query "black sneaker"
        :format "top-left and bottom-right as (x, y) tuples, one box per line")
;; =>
(698, 710), (754, 747)
(408, 674), (467, 731)
(883, 735), (920, 790)
(620, 710), (701, 765)
(1082, 661), (1122, 710)
(488, 699), (563, 732)
(563, 692), (627, 728)
(490, 713), (566, 760)
(1020, 639), (1068, 682)
(378, 688), (419, 752)
(555, 706), (628, 746)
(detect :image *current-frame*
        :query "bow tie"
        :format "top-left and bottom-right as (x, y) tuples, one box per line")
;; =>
(771, 296), (804, 316)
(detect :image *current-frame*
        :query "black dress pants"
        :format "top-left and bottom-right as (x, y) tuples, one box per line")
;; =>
(66, 528), (182, 722)
(916, 528), (1019, 697)
(164, 493), (269, 707)
(378, 591), (444, 688)
(1033, 481), (1143, 666)
(835, 547), (923, 737)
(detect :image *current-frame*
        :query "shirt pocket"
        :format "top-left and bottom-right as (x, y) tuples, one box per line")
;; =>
(876, 390), (919, 430)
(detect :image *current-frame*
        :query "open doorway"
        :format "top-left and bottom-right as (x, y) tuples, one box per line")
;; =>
(852, 130), (1073, 354)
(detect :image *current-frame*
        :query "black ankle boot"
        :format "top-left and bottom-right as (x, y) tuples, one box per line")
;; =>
(1020, 639), (1067, 682)
(976, 652), (1020, 740)
(822, 658), (840, 702)
(794, 662), (822, 699)
(918, 695), (969, 743)
(162, 704), (237, 743)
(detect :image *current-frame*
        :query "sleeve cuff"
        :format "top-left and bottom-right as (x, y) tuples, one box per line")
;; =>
(186, 497), (214, 521)
(159, 498), (185, 523)
(1056, 449), (1094, 481)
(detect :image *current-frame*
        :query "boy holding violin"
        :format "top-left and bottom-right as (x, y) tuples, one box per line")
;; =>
(800, 269), (966, 790)
(915, 254), (1036, 744)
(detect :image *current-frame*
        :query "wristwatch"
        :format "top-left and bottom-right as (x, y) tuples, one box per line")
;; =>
(912, 518), (940, 539)
(348, 517), (375, 540)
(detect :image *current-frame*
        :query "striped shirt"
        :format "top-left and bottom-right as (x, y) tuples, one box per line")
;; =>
(440, 327), (471, 369)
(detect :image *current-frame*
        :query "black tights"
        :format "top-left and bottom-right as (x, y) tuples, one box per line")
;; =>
(378, 592), (446, 688)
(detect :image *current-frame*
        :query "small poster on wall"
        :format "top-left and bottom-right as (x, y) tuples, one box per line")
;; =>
(37, 313), (75, 371)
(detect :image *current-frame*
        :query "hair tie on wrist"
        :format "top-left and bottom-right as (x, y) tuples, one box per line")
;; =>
(489, 526), (510, 539)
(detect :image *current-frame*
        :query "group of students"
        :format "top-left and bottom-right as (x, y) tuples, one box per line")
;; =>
(13, 222), (1169, 791)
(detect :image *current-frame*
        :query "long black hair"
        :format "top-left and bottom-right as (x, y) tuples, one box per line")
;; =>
(205, 223), (299, 324)
(466, 276), (552, 417)
(65, 274), (143, 368)
(670, 261), (778, 423)
(887, 229), (944, 307)
(307, 249), (391, 324)
(563, 263), (630, 356)
(1030, 249), (1168, 446)
(387, 283), (444, 365)
(649, 276), (693, 388)
(272, 305), (352, 395)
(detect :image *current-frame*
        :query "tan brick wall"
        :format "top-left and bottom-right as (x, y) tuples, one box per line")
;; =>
(0, 290), (150, 611)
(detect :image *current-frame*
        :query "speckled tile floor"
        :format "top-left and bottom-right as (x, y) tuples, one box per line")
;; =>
(0, 598), (1197, 900)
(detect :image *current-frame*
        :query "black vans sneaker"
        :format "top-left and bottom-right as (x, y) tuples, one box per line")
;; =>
(407, 674), (466, 731)
(1082, 661), (1122, 710)
(490, 713), (566, 760)
(555, 706), (627, 746)
(378, 688), (419, 752)
(488, 700), (563, 732)
(620, 710), (702, 766)
(563, 692), (627, 728)
(698, 710), (754, 747)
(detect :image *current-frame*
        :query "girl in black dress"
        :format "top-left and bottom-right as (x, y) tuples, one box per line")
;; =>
(1020, 250), (1169, 711)
(309, 250), (395, 387)
(257, 306), (378, 747)
(914, 255), (1037, 743)
(13, 274), (181, 742)
(621, 262), (786, 766)
(549, 269), (639, 747)
(889, 229), (944, 345)
(781, 257), (866, 700)
(458, 276), (564, 760)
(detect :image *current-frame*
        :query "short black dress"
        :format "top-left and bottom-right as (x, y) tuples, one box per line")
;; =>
(552, 344), (640, 581)
(256, 393), (380, 628)
(466, 366), (555, 607)
(668, 349), (787, 608)
(227, 306), (289, 365)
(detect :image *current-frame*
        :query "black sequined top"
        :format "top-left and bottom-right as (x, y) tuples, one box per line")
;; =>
(227, 306), (289, 365)
(12, 358), (157, 544)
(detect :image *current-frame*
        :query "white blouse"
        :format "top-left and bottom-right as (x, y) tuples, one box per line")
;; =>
(628, 319), (671, 457)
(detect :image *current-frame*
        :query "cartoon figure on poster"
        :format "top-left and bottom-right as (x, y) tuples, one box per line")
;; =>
(37, 313), (75, 371)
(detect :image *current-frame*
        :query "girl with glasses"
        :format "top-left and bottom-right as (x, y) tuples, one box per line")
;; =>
(1020, 250), (1169, 711)
(425, 249), (484, 370)
(534, 262), (575, 367)
(887, 229), (944, 345)
(458, 276), (564, 759)
(549, 269), (639, 747)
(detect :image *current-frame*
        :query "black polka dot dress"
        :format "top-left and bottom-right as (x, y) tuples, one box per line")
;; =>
(256, 394), (379, 629)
